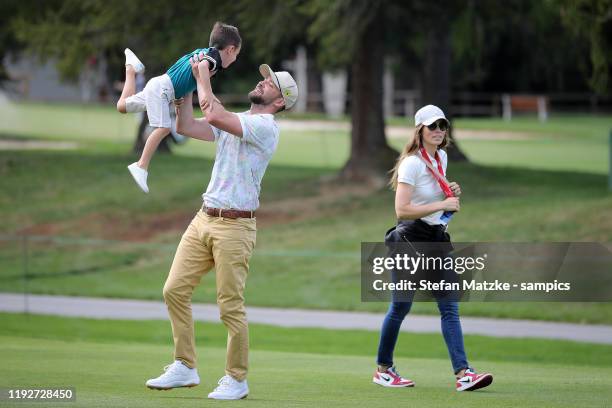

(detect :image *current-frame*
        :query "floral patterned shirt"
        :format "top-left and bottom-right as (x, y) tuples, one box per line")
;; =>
(202, 112), (279, 211)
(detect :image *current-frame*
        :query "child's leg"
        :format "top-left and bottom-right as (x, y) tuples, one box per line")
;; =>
(137, 127), (171, 170)
(116, 66), (136, 113)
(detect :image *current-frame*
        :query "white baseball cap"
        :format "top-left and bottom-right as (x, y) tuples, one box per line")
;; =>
(414, 104), (449, 127)
(259, 64), (298, 110)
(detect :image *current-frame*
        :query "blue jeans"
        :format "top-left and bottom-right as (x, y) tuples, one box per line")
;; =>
(377, 299), (469, 374)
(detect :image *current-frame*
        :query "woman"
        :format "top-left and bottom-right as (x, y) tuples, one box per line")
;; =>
(372, 105), (493, 392)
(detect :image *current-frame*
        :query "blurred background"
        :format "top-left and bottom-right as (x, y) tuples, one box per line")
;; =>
(0, 1), (611, 406)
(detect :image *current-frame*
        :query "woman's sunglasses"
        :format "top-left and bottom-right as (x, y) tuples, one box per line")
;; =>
(426, 120), (449, 131)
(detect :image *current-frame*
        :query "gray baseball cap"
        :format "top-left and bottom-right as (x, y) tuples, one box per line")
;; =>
(259, 64), (298, 110)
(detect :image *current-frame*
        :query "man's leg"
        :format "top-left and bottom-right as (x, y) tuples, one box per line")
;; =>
(146, 211), (214, 390)
(210, 217), (256, 382)
(163, 212), (214, 368)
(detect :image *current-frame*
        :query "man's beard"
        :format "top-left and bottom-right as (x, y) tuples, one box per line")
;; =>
(248, 90), (265, 105)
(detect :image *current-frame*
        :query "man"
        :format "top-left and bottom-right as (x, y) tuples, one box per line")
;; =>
(144, 58), (298, 400)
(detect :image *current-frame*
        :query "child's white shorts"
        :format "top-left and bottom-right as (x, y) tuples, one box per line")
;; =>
(125, 74), (175, 128)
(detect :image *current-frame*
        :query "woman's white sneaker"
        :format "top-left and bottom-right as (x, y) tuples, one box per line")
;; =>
(456, 368), (493, 391)
(372, 366), (415, 388)
(207, 375), (249, 400)
(124, 48), (145, 73)
(145, 360), (200, 390)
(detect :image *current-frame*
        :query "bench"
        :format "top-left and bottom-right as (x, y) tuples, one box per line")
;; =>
(502, 94), (548, 122)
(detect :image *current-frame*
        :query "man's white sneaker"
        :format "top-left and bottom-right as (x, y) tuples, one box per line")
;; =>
(207, 375), (249, 400)
(127, 162), (149, 193)
(124, 48), (145, 73)
(145, 360), (200, 390)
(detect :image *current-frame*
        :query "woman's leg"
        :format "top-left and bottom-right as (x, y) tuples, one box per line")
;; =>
(436, 300), (469, 374)
(376, 301), (412, 367)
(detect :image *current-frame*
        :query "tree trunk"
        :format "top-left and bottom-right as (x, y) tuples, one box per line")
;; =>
(422, 15), (469, 162)
(339, 7), (397, 183)
(131, 114), (172, 154)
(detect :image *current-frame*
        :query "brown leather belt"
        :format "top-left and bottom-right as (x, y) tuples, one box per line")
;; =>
(203, 206), (255, 219)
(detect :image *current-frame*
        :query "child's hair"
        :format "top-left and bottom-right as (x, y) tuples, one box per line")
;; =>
(209, 22), (241, 50)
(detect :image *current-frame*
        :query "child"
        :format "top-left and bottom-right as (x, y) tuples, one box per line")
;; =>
(117, 22), (241, 193)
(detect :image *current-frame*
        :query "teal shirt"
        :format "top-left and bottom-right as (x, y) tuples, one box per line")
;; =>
(167, 48), (216, 98)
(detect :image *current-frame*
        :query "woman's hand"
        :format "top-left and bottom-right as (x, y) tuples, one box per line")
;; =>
(448, 181), (461, 196)
(440, 197), (460, 212)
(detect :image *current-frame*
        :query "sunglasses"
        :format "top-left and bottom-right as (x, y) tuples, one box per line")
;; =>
(426, 120), (449, 131)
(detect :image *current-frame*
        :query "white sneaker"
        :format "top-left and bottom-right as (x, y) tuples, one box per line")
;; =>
(207, 375), (249, 400)
(372, 366), (415, 388)
(456, 368), (493, 392)
(124, 48), (145, 73)
(127, 162), (149, 193)
(145, 360), (200, 390)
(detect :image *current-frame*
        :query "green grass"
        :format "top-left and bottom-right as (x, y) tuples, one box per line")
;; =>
(1, 150), (611, 323)
(1, 313), (612, 407)
(1, 100), (610, 173)
(0, 101), (611, 323)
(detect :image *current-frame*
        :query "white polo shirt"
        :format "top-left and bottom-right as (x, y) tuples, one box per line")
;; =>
(397, 150), (448, 225)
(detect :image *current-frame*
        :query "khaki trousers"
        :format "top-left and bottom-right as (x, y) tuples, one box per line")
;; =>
(162, 210), (256, 381)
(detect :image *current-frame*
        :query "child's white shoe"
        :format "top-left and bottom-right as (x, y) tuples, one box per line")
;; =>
(128, 162), (149, 193)
(124, 48), (145, 73)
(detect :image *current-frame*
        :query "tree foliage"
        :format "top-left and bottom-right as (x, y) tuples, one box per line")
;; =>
(560, 0), (612, 95)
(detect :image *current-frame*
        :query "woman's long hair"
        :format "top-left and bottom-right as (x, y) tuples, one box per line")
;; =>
(388, 124), (449, 190)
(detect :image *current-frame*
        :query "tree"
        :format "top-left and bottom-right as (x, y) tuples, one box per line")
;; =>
(305, 0), (399, 182)
(417, 1), (469, 161)
(240, 0), (472, 181)
(0, 0), (60, 83)
(560, 0), (612, 95)
(339, 2), (399, 179)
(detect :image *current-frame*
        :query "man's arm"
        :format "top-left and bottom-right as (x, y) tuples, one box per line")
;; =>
(192, 58), (243, 137)
(174, 92), (215, 142)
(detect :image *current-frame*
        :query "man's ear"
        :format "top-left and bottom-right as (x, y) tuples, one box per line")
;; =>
(272, 97), (285, 111)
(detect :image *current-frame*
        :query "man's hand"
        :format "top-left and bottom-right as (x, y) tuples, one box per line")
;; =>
(449, 182), (461, 196)
(173, 97), (185, 115)
(200, 95), (221, 112)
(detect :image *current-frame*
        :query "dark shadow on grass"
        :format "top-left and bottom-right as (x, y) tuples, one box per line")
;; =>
(0, 258), (138, 281)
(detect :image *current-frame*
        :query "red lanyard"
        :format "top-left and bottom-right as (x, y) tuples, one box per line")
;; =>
(419, 147), (454, 198)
